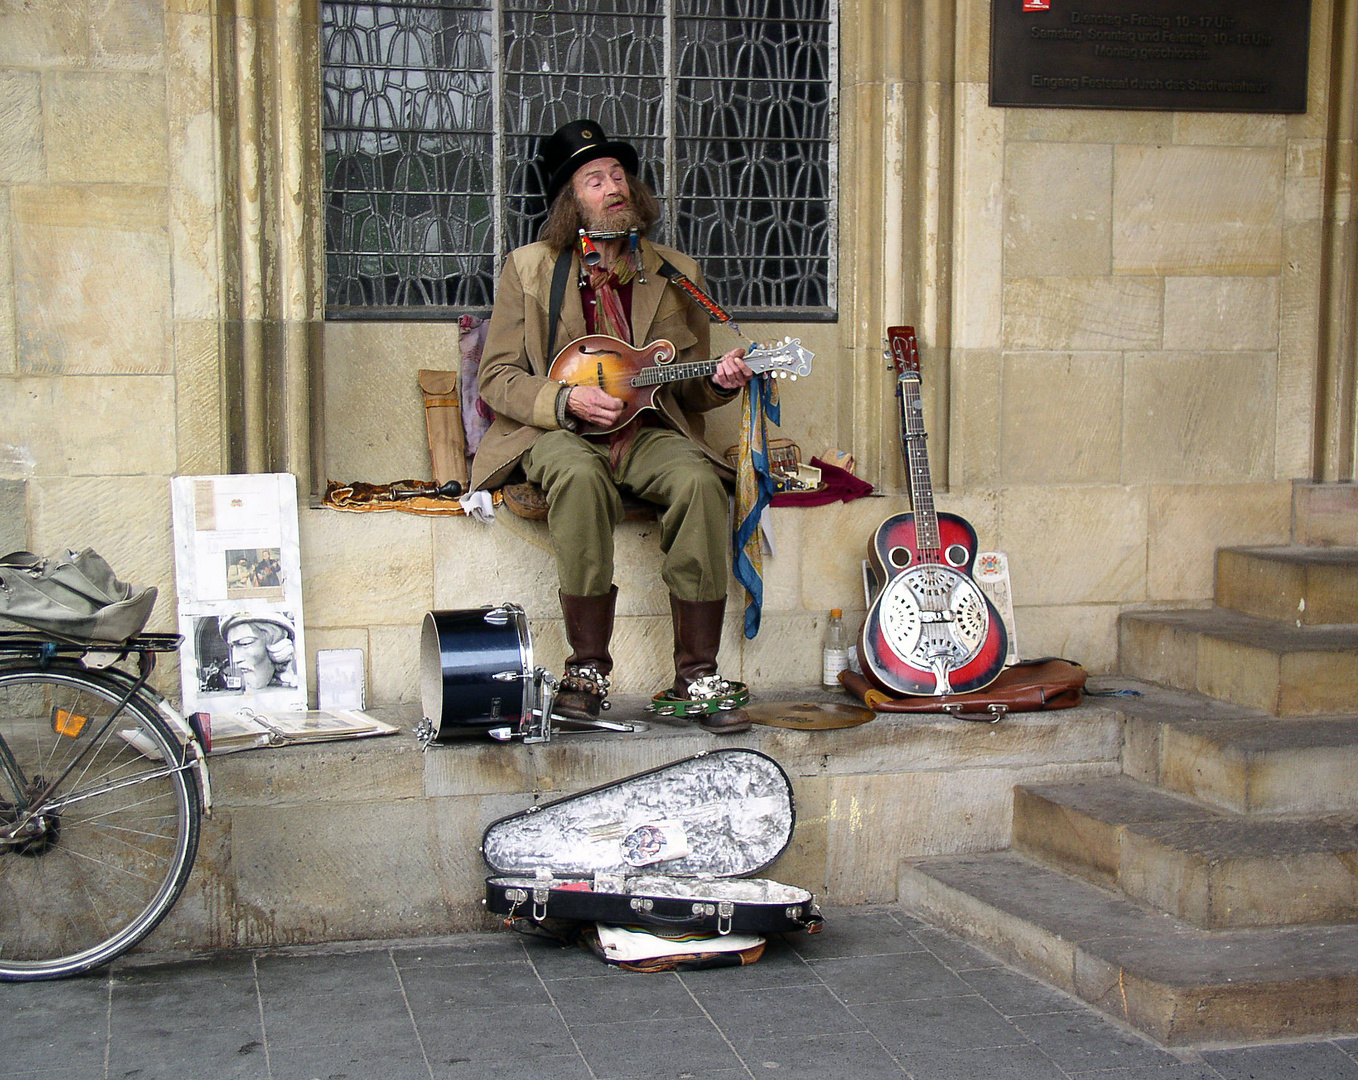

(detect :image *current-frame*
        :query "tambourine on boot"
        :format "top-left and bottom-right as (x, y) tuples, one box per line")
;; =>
(648, 596), (751, 734)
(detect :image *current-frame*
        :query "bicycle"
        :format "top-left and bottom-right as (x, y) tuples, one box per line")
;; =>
(0, 629), (210, 981)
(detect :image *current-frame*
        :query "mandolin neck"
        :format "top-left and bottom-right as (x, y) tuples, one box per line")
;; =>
(632, 358), (723, 387)
(631, 351), (785, 387)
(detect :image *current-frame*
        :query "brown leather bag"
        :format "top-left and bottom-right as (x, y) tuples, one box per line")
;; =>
(839, 657), (1085, 722)
(418, 369), (469, 488)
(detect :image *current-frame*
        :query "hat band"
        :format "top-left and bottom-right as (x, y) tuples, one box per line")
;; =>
(568, 143), (617, 164)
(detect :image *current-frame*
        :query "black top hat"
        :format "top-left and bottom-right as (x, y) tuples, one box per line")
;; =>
(539, 119), (640, 206)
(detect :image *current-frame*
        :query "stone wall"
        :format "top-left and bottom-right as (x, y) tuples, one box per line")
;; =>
(1, 0), (184, 659)
(1, 0), (1352, 710)
(905, 0), (1336, 669)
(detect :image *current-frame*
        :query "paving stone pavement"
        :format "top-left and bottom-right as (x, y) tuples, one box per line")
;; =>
(3, 906), (1355, 1080)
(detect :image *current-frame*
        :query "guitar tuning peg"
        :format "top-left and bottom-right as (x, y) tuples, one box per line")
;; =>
(789, 374), (797, 381)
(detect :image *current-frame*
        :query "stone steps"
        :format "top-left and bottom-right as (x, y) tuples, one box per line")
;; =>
(1216, 545), (1358, 626)
(1014, 776), (1358, 928)
(1121, 695), (1358, 815)
(898, 849), (1358, 1046)
(894, 497), (1358, 1045)
(895, 678), (1358, 1044)
(1118, 606), (1358, 716)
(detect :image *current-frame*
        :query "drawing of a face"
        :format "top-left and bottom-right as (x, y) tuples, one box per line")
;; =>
(224, 621), (278, 689)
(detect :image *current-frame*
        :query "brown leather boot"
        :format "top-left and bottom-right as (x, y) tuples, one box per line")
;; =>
(668, 595), (751, 733)
(555, 587), (616, 721)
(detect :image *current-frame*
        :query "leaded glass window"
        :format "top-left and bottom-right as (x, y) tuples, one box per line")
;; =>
(321, 0), (837, 319)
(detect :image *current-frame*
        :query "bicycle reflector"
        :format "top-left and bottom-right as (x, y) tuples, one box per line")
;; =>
(51, 706), (90, 739)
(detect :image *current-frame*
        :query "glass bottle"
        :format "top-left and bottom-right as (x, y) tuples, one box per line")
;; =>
(822, 609), (849, 689)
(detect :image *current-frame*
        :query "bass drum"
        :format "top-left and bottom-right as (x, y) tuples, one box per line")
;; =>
(419, 606), (534, 740)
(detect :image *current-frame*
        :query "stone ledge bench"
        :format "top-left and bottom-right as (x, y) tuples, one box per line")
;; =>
(149, 693), (1124, 954)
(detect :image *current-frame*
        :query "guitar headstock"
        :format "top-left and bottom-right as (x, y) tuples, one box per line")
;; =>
(747, 337), (815, 380)
(884, 325), (920, 380)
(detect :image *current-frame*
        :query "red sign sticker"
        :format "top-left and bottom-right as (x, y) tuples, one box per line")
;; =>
(1023, 0), (1050, 9)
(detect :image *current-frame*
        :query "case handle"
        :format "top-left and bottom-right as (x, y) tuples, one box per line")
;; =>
(628, 899), (736, 935)
(941, 702), (1008, 723)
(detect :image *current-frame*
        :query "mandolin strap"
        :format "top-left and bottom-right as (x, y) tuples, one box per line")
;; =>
(655, 257), (743, 339)
(545, 246), (574, 364)
(547, 245), (741, 353)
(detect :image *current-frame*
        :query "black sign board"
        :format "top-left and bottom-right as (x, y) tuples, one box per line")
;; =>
(991, 0), (1310, 112)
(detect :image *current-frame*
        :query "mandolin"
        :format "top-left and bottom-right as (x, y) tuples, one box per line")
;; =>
(858, 326), (1008, 697)
(548, 335), (814, 434)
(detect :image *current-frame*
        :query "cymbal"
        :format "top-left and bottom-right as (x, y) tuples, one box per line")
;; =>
(746, 700), (874, 730)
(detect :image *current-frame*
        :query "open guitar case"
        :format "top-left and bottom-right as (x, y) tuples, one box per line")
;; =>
(481, 748), (823, 938)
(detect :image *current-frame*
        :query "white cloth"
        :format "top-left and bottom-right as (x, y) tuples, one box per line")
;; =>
(458, 490), (495, 524)
(595, 923), (764, 962)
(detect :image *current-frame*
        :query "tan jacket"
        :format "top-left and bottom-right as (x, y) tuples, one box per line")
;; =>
(470, 239), (739, 492)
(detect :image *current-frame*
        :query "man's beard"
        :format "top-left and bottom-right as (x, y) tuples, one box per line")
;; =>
(584, 201), (645, 235)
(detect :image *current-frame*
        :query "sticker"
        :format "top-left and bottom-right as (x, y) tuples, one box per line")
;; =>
(1023, 0), (1050, 9)
(976, 552), (1005, 579)
(621, 820), (691, 867)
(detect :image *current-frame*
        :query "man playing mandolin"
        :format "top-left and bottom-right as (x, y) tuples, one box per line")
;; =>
(469, 119), (755, 733)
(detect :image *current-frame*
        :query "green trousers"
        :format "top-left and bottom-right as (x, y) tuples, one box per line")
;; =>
(522, 426), (730, 602)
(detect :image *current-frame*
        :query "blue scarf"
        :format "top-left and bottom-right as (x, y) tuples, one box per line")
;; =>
(732, 373), (781, 638)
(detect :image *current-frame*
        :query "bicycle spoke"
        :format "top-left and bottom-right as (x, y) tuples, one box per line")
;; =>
(0, 664), (200, 980)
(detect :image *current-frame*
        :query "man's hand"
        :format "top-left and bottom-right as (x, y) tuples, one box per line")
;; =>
(712, 348), (754, 391)
(567, 385), (626, 428)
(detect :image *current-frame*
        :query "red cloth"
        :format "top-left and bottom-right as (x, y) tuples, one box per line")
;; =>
(770, 457), (874, 507)
(579, 275), (635, 340)
(580, 265), (642, 471)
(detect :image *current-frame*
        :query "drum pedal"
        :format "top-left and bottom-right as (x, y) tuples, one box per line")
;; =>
(417, 606), (647, 745)
(551, 716), (648, 735)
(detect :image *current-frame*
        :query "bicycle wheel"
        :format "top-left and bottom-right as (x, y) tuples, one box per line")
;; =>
(0, 663), (200, 980)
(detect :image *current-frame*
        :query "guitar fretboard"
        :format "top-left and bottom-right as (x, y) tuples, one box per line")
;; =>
(900, 374), (943, 561)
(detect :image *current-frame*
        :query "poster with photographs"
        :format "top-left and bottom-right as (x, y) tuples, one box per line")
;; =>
(171, 473), (308, 716)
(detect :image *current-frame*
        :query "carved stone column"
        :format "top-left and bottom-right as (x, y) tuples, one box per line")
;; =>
(839, 0), (958, 492)
(217, 0), (325, 496)
(1315, 0), (1358, 481)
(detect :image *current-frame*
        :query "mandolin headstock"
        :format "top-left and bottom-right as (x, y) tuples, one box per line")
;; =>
(747, 337), (815, 380)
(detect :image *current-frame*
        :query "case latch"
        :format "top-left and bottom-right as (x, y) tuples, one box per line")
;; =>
(717, 900), (734, 935)
(532, 868), (553, 921)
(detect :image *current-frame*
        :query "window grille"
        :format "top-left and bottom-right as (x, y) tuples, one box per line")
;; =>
(321, 0), (837, 320)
